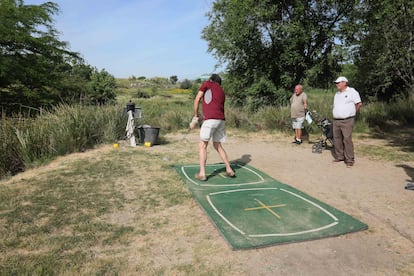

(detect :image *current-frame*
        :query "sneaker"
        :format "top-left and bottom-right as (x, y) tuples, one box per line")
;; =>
(194, 173), (207, 181)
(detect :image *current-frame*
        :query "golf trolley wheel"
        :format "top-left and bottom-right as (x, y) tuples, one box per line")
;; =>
(312, 142), (323, 153)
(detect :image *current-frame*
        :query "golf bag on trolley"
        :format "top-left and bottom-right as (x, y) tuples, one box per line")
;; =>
(308, 111), (334, 153)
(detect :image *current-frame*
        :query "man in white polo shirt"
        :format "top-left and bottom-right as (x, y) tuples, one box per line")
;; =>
(332, 76), (362, 168)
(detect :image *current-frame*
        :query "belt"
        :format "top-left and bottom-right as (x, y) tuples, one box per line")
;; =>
(334, 116), (355, 120)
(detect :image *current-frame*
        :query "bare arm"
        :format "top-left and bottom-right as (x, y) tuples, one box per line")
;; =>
(189, 91), (204, 130)
(193, 91), (203, 117)
(356, 102), (362, 113)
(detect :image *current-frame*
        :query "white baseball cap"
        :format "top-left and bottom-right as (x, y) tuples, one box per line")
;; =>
(334, 76), (348, 83)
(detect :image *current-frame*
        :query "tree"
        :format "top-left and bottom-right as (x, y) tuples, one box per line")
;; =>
(180, 79), (192, 89)
(88, 68), (116, 105)
(202, 0), (356, 108)
(170, 75), (178, 84)
(352, 0), (414, 101)
(0, 0), (82, 113)
(0, 1), (118, 114)
(57, 62), (94, 104)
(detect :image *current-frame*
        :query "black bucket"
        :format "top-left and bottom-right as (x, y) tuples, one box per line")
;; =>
(137, 125), (160, 146)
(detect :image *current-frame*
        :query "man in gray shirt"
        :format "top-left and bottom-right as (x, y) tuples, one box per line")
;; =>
(290, 84), (308, 144)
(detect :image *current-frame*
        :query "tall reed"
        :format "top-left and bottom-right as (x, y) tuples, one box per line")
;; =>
(0, 117), (25, 177)
(0, 104), (125, 178)
(132, 95), (193, 131)
(362, 96), (414, 128)
(2, 89), (413, 179)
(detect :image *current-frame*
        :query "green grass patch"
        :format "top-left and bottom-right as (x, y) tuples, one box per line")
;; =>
(355, 127), (414, 162)
(357, 144), (414, 162)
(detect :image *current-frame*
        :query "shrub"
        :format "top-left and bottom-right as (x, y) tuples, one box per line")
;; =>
(179, 79), (193, 89)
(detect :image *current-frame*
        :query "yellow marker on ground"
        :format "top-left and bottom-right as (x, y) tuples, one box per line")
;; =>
(245, 199), (286, 219)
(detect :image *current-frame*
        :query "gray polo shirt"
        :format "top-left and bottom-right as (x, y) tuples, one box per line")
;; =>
(290, 92), (307, 118)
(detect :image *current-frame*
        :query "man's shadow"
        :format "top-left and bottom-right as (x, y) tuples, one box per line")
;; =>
(231, 154), (252, 167)
(396, 164), (414, 182)
(211, 154), (252, 177)
(395, 164), (414, 190)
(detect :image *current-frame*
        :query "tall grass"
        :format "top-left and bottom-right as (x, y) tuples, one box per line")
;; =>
(1, 86), (413, 179)
(362, 96), (414, 128)
(0, 104), (125, 178)
(0, 118), (24, 177)
(133, 95), (192, 131)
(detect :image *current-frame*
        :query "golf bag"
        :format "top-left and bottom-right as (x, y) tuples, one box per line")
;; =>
(308, 111), (334, 153)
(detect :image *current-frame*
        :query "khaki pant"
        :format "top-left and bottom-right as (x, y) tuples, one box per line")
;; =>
(333, 117), (355, 164)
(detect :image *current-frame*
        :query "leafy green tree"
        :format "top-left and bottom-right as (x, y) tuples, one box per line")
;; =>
(306, 47), (343, 89)
(0, 0), (81, 113)
(170, 75), (178, 84)
(0, 1), (118, 114)
(190, 79), (202, 99)
(202, 0), (356, 108)
(180, 79), (192, 89)
(57, 62), (94, 104)
(244, 77), (287, 112)
(352, 0), (414, 101)
(88, 68), (116, 105)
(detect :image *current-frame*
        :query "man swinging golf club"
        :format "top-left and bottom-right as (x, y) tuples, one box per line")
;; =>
(189, 74), (235, 181)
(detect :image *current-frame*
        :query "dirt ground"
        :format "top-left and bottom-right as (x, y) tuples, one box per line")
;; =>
(4, 130), (413, 275)
(158, 130), (414, 275)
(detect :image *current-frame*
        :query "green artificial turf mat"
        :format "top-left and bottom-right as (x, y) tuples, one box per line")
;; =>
(174, 163), (368, 250)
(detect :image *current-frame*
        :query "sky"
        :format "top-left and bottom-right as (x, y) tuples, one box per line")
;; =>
(25, 0), (221, 80)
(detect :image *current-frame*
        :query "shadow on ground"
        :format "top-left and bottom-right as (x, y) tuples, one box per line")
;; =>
(370, 126), (414, 152)
(396, 164), (414, 183)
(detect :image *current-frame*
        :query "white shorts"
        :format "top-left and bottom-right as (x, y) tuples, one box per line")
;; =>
(292, 117), (305, 129)
(200, 119), (226, 142)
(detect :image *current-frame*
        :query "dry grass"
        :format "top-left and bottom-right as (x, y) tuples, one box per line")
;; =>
(0, 142), (198, 274)
(1, 128), (414, 275)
